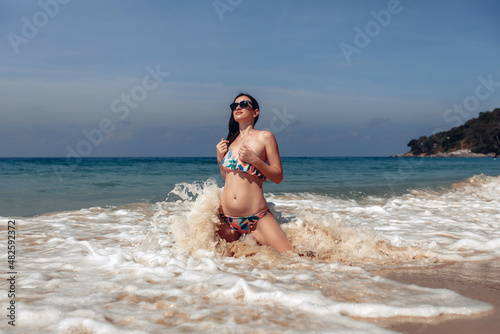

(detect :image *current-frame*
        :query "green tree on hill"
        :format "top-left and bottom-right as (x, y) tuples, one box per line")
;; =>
(405, 108), (500, 156)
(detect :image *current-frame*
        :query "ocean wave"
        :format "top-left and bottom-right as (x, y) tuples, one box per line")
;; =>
(7, 175), (499, 332)
(132, 175), (500, 267)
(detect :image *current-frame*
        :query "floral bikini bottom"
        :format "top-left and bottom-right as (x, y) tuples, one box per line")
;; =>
(218, 207), (271, 234)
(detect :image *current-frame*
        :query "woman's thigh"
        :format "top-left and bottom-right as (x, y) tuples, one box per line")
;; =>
(251, 214), (292, 253)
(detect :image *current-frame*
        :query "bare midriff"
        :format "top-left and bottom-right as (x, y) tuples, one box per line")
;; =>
(220, 170), (267, 217)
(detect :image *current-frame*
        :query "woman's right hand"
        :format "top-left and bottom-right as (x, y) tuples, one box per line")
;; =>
(216, 138), (229, 164)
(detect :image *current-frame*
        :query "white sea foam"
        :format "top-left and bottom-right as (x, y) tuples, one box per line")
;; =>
(4, 175), (499, 332)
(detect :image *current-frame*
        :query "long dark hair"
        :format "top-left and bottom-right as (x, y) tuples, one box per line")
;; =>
(226, 93), (260, 146)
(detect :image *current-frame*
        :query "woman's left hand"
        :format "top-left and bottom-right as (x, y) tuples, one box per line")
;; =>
(238, 144), (260, 165)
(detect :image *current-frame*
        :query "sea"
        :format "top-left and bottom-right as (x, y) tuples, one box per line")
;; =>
(1, 157), (499, 333)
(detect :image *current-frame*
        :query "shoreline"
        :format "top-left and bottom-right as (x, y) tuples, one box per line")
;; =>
(366, 258), (500, 333)
(392, 149), (498, 158)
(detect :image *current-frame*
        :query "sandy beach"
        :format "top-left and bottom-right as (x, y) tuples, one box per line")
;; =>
(368, 258), (500, 333)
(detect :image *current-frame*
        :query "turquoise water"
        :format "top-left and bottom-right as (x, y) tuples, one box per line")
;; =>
(1, 157), (499, 217)
(3, 157), (500, 332)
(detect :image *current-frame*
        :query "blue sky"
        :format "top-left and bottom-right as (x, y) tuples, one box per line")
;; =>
(1, 0), (499, 157)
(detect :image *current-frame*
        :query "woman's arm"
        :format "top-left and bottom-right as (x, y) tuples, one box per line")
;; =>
(240, 131), (283, 184)
(216, 138), (229, 181)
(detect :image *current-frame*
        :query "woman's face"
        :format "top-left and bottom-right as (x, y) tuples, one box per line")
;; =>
(233, 96), (258, 121)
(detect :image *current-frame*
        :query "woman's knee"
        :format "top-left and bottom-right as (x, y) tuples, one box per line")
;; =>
(252, 216), (292, 252)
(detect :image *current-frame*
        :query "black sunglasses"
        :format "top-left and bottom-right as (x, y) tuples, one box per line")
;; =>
(230, 100), (253, 111)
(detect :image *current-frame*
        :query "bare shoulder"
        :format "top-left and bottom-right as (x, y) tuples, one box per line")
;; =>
(256, 130), (276, 143)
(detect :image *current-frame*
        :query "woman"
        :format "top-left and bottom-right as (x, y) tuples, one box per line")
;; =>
(216, 93), (293, 253)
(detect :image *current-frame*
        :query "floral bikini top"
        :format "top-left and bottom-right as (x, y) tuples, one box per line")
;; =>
(220, 148), (266, 181)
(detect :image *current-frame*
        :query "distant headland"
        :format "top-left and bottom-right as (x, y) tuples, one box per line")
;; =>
(394, 108), (500, 157)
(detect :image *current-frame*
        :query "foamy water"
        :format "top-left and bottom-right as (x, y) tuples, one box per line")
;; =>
(2, 175), (499, 333)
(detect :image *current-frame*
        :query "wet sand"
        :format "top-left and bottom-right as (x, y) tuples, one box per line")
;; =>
(368, 258), (500, 333)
